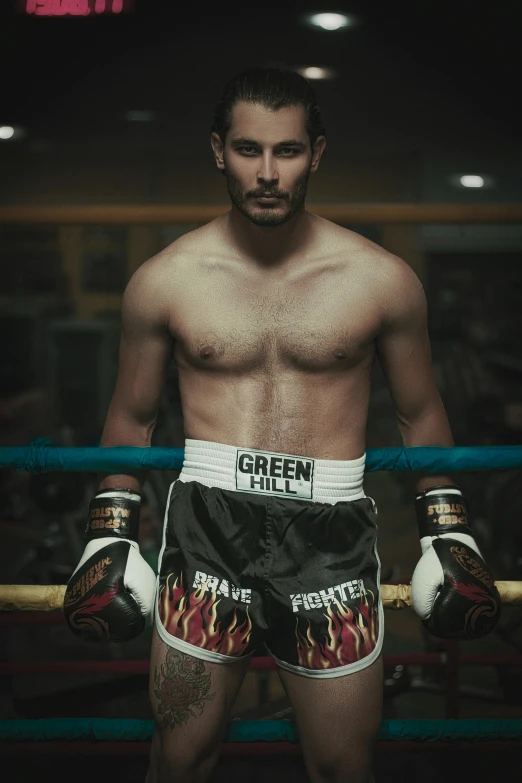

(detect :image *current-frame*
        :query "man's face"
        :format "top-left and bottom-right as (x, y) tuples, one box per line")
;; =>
(212, 101), (325, 227)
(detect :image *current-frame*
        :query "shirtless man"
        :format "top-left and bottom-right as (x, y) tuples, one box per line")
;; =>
(64, 67), (500, 783)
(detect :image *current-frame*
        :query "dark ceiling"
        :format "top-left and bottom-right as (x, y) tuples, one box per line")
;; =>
(1, 1), (521, 155)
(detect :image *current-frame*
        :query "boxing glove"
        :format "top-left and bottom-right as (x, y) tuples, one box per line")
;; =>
(411, 485), (501, 639)
(64, 489), (156, 642)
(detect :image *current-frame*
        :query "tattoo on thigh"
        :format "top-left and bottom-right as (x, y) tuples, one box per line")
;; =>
(153, 649), (216, 729)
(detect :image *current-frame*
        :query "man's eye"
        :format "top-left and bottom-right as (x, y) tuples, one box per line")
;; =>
(236, 147), (297, 155)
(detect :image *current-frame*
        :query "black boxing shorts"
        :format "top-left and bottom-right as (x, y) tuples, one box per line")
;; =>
(155, 439), (384, 678)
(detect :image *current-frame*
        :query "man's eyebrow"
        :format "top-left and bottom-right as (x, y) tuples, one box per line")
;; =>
(231, 137), (306, 148)
(276, 139), (307, 148)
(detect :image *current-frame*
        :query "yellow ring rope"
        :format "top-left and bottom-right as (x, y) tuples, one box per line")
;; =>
(0, 581), (520, 612)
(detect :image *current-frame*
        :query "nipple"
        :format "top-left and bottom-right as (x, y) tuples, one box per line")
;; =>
(199, 345), (214, 360)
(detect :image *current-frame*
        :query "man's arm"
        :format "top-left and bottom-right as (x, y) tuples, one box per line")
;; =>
(375, 257), (501, 640)
(98, 257), (174, 493)
(63, 257), (175, 643)
(375, 258), (454, 493)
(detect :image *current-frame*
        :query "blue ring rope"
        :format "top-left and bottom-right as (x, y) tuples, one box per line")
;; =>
(1, 718), (521, 742)
(1, 441), (521, 474)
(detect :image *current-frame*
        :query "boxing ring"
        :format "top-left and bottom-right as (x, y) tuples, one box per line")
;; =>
(1, 203), (522, 776)
(0, 442), (521, 775)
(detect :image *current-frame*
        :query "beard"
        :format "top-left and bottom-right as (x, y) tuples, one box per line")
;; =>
(222, 165), (311, 227)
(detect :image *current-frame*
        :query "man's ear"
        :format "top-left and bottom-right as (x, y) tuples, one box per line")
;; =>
(310, 135), (326, 173)
(211, 132), (225, 170)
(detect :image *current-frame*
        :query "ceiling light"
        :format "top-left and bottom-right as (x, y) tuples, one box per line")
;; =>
(296, 66), (336, 80)
(460, 175), (484, 188)
(305, 13), (356, 31)
(450, 173), (495, 189)
(0, 125), (26, 141)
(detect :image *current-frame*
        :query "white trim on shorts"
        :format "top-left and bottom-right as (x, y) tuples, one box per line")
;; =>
(155, 617), (255, 664)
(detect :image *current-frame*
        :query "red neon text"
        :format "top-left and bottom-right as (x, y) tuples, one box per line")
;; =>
(25, 0), (129, 14)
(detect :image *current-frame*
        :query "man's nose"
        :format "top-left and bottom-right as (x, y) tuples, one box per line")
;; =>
(257, 153), (279, 183)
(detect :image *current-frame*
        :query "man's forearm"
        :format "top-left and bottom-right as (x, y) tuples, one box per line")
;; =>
(398, 407), (458, 493)
(97, 414), (155, 494)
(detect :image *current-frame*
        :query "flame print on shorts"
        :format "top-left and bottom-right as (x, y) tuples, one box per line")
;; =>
(158, 572), (253, 656)
(295, 590), (379, 669)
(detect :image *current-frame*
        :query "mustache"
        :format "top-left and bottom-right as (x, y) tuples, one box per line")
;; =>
(249, 191), (286, 198)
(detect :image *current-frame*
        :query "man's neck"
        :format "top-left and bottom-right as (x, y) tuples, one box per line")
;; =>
(224, 206), (315, 267)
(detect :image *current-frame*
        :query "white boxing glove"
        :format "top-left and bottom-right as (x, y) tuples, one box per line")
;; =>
(411, 486), (500, 639)
(64, 490), (157, 642)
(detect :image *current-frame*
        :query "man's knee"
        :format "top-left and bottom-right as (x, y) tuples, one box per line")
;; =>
(147, 728), (221, 783)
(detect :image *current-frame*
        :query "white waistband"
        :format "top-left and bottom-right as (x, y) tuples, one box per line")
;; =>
(178, 439), (367, 504)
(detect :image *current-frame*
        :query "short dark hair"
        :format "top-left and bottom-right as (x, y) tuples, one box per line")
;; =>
(211, 66), (326, 147)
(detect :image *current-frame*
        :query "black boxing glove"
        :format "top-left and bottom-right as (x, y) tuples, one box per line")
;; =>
(410, 485), (501, 639)
(63, 489), (156, 642)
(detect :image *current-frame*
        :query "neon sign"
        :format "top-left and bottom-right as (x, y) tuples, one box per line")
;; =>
(24, 0), (134, 14)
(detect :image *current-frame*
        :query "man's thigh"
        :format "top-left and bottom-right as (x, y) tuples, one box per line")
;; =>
(148, 625), (251, 782)
(277, 654), (383, 782)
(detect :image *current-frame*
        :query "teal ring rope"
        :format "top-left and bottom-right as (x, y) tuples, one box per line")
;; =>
(1, 718), (522, 742)
(1, 441), (522, 474)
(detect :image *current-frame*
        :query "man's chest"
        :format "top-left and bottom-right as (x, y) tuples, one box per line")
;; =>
(171, 264), (380, 372)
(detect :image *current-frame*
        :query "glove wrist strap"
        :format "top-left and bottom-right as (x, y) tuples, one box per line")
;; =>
(84, 489), (141, 542)
(415, 485), (473, 539)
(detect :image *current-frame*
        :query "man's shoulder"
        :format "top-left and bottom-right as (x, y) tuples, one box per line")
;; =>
(134, 221), (220, 284)
(358, 245), (425, 324)
(317, 221), (425, 324)
(318, 218), (413, 281)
